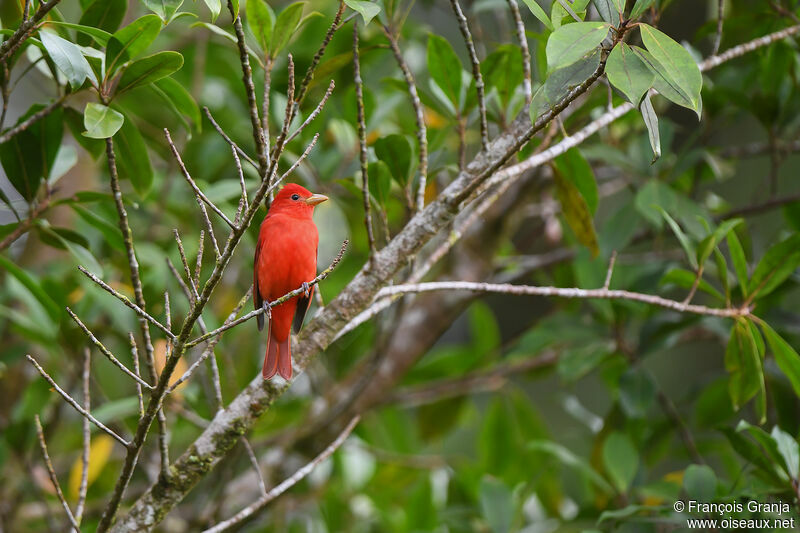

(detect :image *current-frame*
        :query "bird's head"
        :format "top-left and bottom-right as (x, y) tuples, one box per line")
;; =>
(270, 183), (328, 218)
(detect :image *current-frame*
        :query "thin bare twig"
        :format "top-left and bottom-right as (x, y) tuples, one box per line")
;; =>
(174, 229), (200, 301)
(603, 251), (617, 290)
(34, 415), (81, 532)
(75, 348), (91, 525)
(506, 0), (532, 102)
(129, 334), (145, 418)
(376, 281), (750, 318)
(0, 0), (63, 63)
(382, 25), (428, 212)
(195, 230), (205, 289)
(712, 0), (724, 55)
(66, 308), (154, 389)
(353, 21), (377, 260)
(0, 95), (67, 144)
(449, 0), (489, 150)
(284, 80), (335, 146)
(27, 356), (128, 446)
(241, 438), (267, 497)
(0, 195), (50, 251)
(277, 133), (319, 183)
(202, 416), (360, 533)
(203, 106), (259, 169)
(165, 128), (235, 230)
(295, 1), (346, 106)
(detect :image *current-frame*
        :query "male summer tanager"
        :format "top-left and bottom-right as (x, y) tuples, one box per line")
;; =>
(254, 184), (328, 380)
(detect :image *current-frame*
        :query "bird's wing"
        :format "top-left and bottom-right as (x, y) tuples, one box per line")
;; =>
(254, 232), (264, 331)
(293, 285), (313, 333)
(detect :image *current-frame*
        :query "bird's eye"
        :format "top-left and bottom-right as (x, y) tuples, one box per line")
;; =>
(291, 194), (300, 201)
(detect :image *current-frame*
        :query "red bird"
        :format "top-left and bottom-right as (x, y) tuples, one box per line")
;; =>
(254, 184), (328, 380)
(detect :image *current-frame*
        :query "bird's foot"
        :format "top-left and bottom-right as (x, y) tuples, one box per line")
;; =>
(262, 300), (272, 319)
(302, 281), (311, 298)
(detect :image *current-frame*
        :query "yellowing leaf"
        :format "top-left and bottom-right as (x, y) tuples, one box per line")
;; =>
(68, 435), (114, 500)
(154, 339), (188, 395)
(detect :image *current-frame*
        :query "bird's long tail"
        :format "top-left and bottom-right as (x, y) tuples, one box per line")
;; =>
(263, 323), (292, 380)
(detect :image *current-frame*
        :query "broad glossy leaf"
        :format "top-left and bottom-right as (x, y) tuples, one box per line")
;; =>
(602, 432), (638, 493)
(113, 114), (154, 196)
(204, 0), (222, 21)
(531, 48), (600, 120)
(683, 465), (716, 502)
(0, 255), (60, 320)
(727, 230), (749, 298)
(83, 103), (124, 139)
(737, 420), (791, 479)
(639, 24), (702, 116)
(725, 321), (764, 416)
(481, 45), (523, 107)
(142, 0), (184, 21)
(368, 161), (392, 206)
(77, 0), (126, 45)
(748, 233), (800, 300)
(46, 22), (111, 46)
(246, 0), (274, 52)
(554, 148), (597, 214)
(546, 21), (610, 71)
(630, 0), (655, 18)
(721, 427), (787, 483)
(593, 0), (616, 23)
(652, 206), (696, 269)
(427, 34), (463, 108)
(551, 0), (590, 28)
(70, 204), (124, 251)
(521, 0), (553, 30)
(270, 2), (304, 58)
(115, 51), (184, 95)
(106, 15), (162, 76)
(344, 0), (380, 25)
(696, 218), (742, 268)
(65, 107), (105, 159)
(155, 77), (201, 128)
(40, 224), (103, 274)
(639, 92), (660, 162)
(40, 31), (96, 89)
(528, 440), (613, 493)
(606, 42), (653, 105)
(760, 322), (800, 400)
(479, 477), (513, 533)
(374, 134), (413, 185)
(552, 163), (599, 256)
(0, 104), (62, 201)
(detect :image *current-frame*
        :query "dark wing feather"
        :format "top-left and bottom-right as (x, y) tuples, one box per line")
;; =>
(293, 285), (313, 333)
(254, 237), (264, 331)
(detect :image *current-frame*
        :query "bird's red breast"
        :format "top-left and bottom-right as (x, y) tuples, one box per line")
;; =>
(254, 184), (327, 380)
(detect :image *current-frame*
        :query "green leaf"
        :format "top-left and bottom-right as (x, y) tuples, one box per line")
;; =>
(528, 440), (613, 493)
(720, 427), (787, 483)
(191, 22), (263, 67)
(142, 0), (184, 22)
(771, 426), (799, 479)
(521, 0), (553, 30)
(0, 255), (60, 320)
(83, 103), (124, 139)
(374, 134), (413, 185)
(660, 268), (724, 301)
(270, 2), (304, 58)
(344, 0), (380, 25)
(546, 21), (610, 71)
(531, 48), (601, 120)
(0, 104), (62, 202)
(639, 92), (660, 162)
(70, 204), (124, 251)
(204, 0), (222, 21)
(551, 0), (590, 28)
(113, 114), (154, 196)
(427, 34), (463, 108)
(737, 420), (791, 479)
(747, 233), (800, 300)
(696, 218), (742, 268)
(611, 0), (625, 15)
(760, 322), (800, 400)
(618, 367), (656, 418)
(153, 77), (201, 128)
(106, 15), (162, 76)
(40, 30), (96, 90)
(479, 477), (513, 533)
(727, 230), (749, 298)
(46, 22), (111, 46)
(725, 321), (764, 415)
(367, 161), (392, 206)
(630, 0), (655, 18)
(552, 163), (598, 256)
(593, 0), (616, 23)
(683, 465), (716, 502)
(246, 0), (274, 52)
(554, 148), (597, 214)
(638, 24), (702, 116)
(602, 432), (638, 493)
(714, 248), (730, 300)
(652, 206), (696, 269)
(39, 224), (103, 274)
(481, 45), (523, 107)
(115, 51), (184, 96)
(606, 42), (653, 105)
(77, 0), (126, 46)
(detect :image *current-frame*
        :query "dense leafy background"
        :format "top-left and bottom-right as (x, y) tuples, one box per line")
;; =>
(2, 0), (800, 531)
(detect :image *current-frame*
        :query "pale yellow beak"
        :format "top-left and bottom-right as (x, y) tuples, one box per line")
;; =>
(305, 193), (328, 206)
